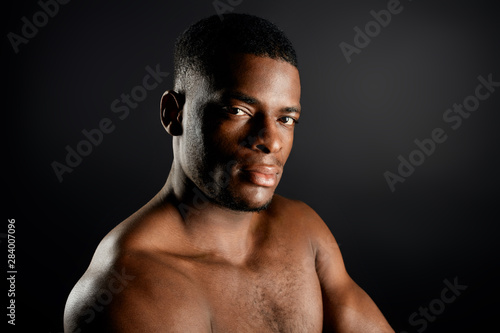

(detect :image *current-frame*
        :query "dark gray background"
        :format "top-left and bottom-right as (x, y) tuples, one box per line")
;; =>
(4, 0), (499, 332)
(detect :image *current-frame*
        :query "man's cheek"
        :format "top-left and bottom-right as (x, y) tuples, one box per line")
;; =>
(208, 160), (236, 188)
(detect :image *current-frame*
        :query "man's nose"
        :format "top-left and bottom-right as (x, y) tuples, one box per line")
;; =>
(246, 116), (281, 154)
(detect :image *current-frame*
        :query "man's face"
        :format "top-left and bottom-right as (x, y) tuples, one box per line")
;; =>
(179, 53), (301, 212)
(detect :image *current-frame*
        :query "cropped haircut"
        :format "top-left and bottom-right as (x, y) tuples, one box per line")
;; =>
(173, 13), (298, 92)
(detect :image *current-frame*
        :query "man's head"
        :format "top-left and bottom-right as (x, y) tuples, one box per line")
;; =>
(172, 13), (298, 95)
(161, 13), (301, 212)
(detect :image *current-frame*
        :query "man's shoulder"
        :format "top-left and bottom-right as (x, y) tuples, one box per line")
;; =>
(64, 253), (207, 332)
(269, 194), (316, 214)
(268, 194), (328, 229)
(268, 194), (337, 251)
(64, 205), (203, 332)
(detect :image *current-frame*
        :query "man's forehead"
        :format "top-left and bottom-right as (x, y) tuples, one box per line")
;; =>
(211, 54), (300, 101)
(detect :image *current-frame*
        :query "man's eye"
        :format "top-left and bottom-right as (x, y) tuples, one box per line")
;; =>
(280, 116), (298, 125)
(223, 107), (246, 115)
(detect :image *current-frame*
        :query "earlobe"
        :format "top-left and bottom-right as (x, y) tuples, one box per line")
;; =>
(160, 90), (184, 136)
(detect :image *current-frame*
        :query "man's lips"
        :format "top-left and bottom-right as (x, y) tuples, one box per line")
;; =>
(240, 165), (280, 187)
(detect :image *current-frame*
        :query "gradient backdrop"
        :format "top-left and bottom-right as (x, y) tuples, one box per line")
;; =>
(4, 0), (500, 332)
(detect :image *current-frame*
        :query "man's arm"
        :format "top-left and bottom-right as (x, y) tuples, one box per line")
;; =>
(308, 207), (394, 333)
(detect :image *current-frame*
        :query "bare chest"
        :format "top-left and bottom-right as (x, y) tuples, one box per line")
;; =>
(192, 253), (323, 333)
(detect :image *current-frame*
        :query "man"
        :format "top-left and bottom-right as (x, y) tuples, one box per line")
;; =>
(64, 13), (394, 332)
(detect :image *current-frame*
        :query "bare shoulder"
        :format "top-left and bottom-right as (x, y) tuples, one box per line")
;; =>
(269, 195), (348, 284)
(268, 194), (338, 248)
(268, 194), (322, 222)
(277, 196), (395, 332)
(64, 207), (211, 332)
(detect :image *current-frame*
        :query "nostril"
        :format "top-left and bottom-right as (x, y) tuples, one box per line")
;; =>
(256, 144), (270, 154)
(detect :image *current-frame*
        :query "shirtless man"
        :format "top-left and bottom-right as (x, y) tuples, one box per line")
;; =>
(64, 13), (394, 333)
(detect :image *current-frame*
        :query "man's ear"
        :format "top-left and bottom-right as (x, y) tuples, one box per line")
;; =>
(160, 90), (185, 136)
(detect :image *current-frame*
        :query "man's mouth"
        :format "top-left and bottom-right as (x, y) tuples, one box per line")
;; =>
(240, 165), (280, 187)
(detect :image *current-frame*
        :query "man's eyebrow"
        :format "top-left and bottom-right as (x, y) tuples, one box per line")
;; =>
(283, 106), (301, 114)
(223, 91), (259, 105)
(222, 91), (301, 113)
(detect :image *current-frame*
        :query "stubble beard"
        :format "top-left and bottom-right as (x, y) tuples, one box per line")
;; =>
(202, 175), (274, 213)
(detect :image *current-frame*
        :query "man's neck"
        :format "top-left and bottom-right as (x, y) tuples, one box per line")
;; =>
(156, 164), (261, 263)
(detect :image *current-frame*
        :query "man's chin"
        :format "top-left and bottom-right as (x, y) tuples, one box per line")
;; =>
(232, 200), (272, 213)
(201, 176), (277, 213)
(215, 196), (273, 213)
(211, 187), (274, 213)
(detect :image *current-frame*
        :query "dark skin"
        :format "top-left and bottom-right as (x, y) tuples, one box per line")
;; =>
(64, 53), (394, 332)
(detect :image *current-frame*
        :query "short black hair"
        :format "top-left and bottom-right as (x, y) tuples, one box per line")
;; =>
(173, 13), (298, 92)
